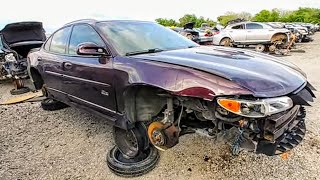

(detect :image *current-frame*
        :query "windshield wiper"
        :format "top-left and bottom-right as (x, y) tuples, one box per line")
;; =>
(125, 48), (164, 56)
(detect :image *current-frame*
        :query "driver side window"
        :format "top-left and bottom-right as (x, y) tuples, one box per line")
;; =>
(68, 25), (105, 55)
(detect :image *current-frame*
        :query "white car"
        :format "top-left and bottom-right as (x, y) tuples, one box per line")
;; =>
(212, 22), (290, 46)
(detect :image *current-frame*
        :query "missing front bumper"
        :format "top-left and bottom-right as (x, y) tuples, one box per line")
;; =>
(256, 106), (306, 156)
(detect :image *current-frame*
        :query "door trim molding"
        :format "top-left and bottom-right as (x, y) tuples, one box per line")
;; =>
(45, 70), (111, 87)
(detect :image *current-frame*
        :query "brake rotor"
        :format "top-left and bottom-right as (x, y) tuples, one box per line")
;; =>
(269, 45), (276, 52)
(148, 121), (167, 151)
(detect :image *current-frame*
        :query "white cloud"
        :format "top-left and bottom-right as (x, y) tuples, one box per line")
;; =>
(1, 0), (320, 32)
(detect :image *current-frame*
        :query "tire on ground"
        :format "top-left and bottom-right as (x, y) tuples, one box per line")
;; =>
(41, 98), (68, 111)
(107, 145), (159, 177)
(10, 87), (30, 95)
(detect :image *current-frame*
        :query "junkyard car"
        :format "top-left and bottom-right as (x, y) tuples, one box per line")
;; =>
(0, 22), (46, 94)
(171, 22), (200, 44)
(212, 21), (290, 46)
(28, 20), (316, 177)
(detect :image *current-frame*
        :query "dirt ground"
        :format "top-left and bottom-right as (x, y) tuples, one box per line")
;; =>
(1, 34), (320, 180)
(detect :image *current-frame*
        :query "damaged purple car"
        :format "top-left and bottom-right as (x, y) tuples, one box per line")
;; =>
(27, 20), (316, 177)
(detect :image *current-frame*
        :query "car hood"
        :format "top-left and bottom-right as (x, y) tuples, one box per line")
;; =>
(0, 22), (46, 46)
(130, 46), (306, 97)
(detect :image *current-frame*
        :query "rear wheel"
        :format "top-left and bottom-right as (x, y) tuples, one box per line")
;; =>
(220, 38), (232, 47)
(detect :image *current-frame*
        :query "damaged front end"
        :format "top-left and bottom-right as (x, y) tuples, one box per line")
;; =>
(144, 82), (316, 156)
(211, 82), (316, 156)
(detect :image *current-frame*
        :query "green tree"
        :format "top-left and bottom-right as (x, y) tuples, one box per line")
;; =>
(155, 18), (178, 27)
(253, 9), (280, 22)
(217, 12), (252, 26)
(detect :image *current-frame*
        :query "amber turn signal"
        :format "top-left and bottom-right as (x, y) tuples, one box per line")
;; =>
(217, 99), (241, 113)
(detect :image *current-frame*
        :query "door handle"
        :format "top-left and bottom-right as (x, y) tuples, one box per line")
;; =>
(37, 57), (42, 61)
(63, 62), (73, 70)
(247, 31), (251, 32)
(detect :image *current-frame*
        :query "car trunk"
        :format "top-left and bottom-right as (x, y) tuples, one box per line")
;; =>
(1, 22), (46, 58)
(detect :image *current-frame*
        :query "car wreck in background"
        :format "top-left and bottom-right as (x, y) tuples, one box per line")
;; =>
(0, 22), (46, 94)
(212, 21), (291, 53)
(27, 19), (316, 177)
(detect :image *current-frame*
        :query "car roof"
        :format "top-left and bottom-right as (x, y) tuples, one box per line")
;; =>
(64, 19), (154, 27)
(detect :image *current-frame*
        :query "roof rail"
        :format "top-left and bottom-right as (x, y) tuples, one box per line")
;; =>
(64, 19), (97, 26)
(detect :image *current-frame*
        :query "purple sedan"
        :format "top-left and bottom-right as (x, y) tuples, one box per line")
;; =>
(27, 19), (316, 177)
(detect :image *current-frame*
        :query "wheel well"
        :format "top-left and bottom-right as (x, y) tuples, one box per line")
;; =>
(219, 37), (231, 45)
(271, 33), (288, 43)
(29, 67), (44, 90)
(123, 85), (168, 123)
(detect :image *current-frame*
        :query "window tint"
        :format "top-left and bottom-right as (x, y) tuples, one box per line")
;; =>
(246, 23), (263, 29)
(68, 25), (105, 55)
(44, 36), (52, 51)
(232, 24), (244, 29)
(50, 27), (72, 54)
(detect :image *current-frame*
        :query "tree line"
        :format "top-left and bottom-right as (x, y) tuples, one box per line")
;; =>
(155, 7), (320, 27)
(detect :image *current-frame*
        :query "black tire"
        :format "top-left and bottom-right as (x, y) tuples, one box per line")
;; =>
(10, 87), (30, 95)
(41, 98), (68, 111)
(107, 145), (159, 177)
(114, 122), (149, 158)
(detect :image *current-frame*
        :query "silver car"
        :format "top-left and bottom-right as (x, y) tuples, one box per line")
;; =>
(212, 22), (290, 46)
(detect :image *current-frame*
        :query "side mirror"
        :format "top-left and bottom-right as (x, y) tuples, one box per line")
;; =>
(76, 42), (109, 56)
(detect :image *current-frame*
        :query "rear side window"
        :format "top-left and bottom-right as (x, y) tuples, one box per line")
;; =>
(246, 23), (263, 29)
(232, 24), (244, 29)
(68, 25), (105, 55)
(49, 26), (72, 54)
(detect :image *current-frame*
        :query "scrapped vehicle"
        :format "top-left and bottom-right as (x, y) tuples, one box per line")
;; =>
(171, 22), (200, 44)
(284, 23), (313, 43)
(194, 28), (213, 45)
(28, 20), (316, 177)
(212, 22), (290, 47)
(0, 22), (46, 94)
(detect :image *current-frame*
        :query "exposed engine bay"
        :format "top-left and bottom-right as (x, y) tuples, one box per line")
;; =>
(0, 22), (45, 81)
(126, 83), (316, 156)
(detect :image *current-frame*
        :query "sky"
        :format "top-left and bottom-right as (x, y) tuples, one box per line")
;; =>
(1, 0), (320, 33)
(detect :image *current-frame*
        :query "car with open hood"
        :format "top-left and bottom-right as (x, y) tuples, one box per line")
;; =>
(0, 21), (46, 94)
(27, 19), (316, 177)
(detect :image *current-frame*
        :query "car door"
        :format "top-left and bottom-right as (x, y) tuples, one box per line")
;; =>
(245, 23), (270, 42)
(61, 24), (116, 114)
(40, 26), (72, 101)
(227, 24), (246, 42)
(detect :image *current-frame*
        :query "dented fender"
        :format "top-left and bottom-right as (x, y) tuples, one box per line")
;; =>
(114, 57), (252, 112)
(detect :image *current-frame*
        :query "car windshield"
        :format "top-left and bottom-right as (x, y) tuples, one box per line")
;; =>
(97, 21), (198, 56)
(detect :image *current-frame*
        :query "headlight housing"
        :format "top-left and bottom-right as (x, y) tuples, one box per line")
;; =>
(5, 53), (16, 62)
(217, 97), (293, 118)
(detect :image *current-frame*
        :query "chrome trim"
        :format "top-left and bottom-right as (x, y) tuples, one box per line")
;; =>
(45, 70), (110, 87)
(47, 87), (119, 115)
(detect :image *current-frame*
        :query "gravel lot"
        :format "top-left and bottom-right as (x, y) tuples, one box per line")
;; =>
(1, 34), (320, 180)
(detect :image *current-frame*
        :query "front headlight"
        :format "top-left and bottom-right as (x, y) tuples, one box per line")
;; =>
(5, 53), (16, 62)
(217, 97), (293, 118)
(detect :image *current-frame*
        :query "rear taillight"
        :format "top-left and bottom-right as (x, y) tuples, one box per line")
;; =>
(213, 31), (220, 36)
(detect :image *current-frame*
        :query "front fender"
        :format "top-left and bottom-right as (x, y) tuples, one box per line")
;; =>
(114, 57), (253, 103)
